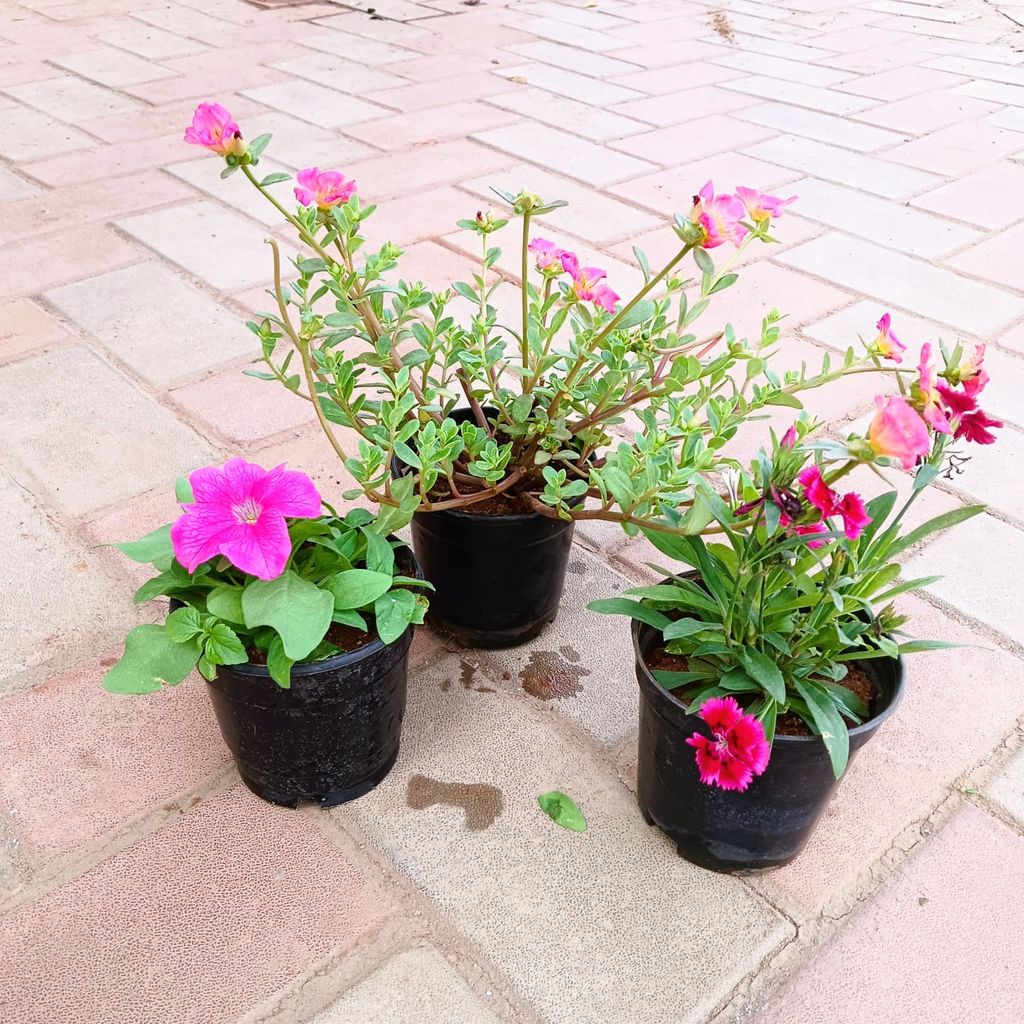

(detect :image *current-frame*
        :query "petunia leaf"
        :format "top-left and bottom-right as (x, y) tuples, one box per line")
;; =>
(102, 625), (200, 695)
(242, 571), (333, 661)
(537, 791), (587, 833)
(325, 569), (394, 611)
(373, 589), (419, 645)
(113, 524), (173, 565)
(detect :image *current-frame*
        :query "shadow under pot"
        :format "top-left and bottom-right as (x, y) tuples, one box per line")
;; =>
(202, 547), (419, 809)
(408, 407), (578, 649)
(631, 613), (905, 872)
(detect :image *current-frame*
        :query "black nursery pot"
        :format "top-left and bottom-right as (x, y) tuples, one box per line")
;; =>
(409, 407), (577, 649)
(204, 548), (419, 809)
(632, 620), (905, 872)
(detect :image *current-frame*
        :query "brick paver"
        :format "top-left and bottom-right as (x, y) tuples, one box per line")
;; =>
(2, 0), (1023, 1021)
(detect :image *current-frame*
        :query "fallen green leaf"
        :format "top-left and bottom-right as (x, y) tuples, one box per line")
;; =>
(537, 790), (587, 833)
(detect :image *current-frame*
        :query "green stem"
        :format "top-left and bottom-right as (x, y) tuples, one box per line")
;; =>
(520, 210), (531, 371)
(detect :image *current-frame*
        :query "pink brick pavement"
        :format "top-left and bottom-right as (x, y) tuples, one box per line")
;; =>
(1, 0), (1023, 1021)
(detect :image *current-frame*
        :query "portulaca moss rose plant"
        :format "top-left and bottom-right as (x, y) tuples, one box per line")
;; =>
(104, 458), (427, 693)
(179, 101), (919, 648)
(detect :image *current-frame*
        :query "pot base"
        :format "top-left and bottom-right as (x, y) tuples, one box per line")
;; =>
(426, 608), (558, 649)
(236, 747), (400, 809)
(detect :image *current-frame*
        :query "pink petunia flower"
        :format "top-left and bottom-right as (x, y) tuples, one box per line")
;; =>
(170, 458), (322, 581)
(686, 696), (771, 792)
(914, 344), (952, 434)
(689, 181), (748, 249)
(561, 252), (620, 312)
(184, 102), (246, 158)
(868, 395), (931, 469)
(870, 313), (906, 363)
(294, 167), (357, 210)
(735, 186), (797, 225)
(528, 237), (568, 274)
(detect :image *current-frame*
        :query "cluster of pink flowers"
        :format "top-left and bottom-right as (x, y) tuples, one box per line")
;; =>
(686, 696), (771, 792)
(688, 181), (796, 249)
(171, 458), (322, 581)
(528, 238), (619, 313)
(792, 465), (871, 544)
(184, 103), (357, 212)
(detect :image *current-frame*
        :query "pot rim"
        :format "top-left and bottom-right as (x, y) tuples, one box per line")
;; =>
(630, 572), (907, 744)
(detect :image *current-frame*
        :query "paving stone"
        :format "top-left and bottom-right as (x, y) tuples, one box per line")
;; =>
(854, 88), (999, 134)
(934, 424), (1024, 522)
(296, 25), (422, 65)
(367, 72), (519, 114)
(164, 155), (292, 227)
(0, 104), (93, 161)
(0, 299), (72, 365)
(712, 50), (854, 87)
(734, 100), (905, 152)
(361, 185), (484, 249)
(945, 221), (1024, 294)
(911, 161), (1024, 230)
(612, 114), (772, 165)
(313, 946), (502, 1024)
(45, 264), (254, 387)
(885, 121), (1024, 176)
(751, 594), (1024, 915)
(777, 233), (1022, 338)
(611, 84), (751, 127)
(53, 46), (178, 87)
(506, 39), (641, 77)
(343, 101), (518, 152)
(0, 785), (399, 1024)
(612, 61), (743, 96)
(754, 805), (1024, 1023)
(270, 50), (407, 93)
(460, 162), (662, 245)
(510, 12), (633, 52)
(24, 134), (205, 187)
(495, 62), (641, 106)
(987, 746), (1024, 827)
(118, 201), (275, 292)
(788, 177), (983, 259)
(242, 79), (393, 130)
(0, 346), (216, 515)
(472, 122), (656, 187)
(5, 74), (143, 124)
(234, 110), (376, 171)
(96, 23), (207, 59)
(487, 85), (650, 142)
(0, 473), (142, 684)
(803, 300), (974, 352)
(344, 654), (792, 1024)
(723, 74), (879, 115)
(0, 661), (229, 860)
(957, 77), (1024, 108)
(0, 166), (38, 202)
(743, 134), (941, 199)
(998, 322), (1024, 357)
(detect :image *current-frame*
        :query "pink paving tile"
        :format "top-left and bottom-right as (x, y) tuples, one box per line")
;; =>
(0, 785), (399, 1024)
(945, 221), (1024, 292)
(755, 596), (1024, 917)
(853, 89), (1000, 135)
(0, 663), (229, 860)
(610, 114), (772, 165)
(365, 71), (518, 113)
(998, 322), (1024, 357)
(0, 299), (73, 365)
(171, 367), (317, 446)
(754, 805), (1024, 1023)
(884, 122), (1024, 176)
(609, 152), (799, 214)
(0, 226), (138, 301)
(387, 239), (480, 293)
(360, 184), (478, 248)
(610, 62), (744, 96)
(911, 162), (1024, 230)
(837, 64), (966, 101)
(120, 50), (293, 104)
(0, 171), (195, 246)
(23, 134), (206, 187)
(611, 85), (752, 126)
(80, 94), (267, 144)
(342, 100), (519, 151)
(611, 39), (733, 69)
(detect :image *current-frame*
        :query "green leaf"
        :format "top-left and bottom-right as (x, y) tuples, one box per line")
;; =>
(165, 606), (205, 644)
(739, 647), (787, 703)
(709, 272), (738, 295)
(266, 633), (294, 689)
(614, 299), (656, 330)
(207, 584), (245, 624)
(663, 617), (713, 641)
(242, 571), (333, 661)
(586, 598), (671, 630)
(363, 529), (395, 576)
(175, 476), (194, 503)
(794, 679), (849, 778)
(537, 791), (587, 832)
(693, 247), (714, 275)
(326, 569), (394, 610)
(102, 625), (200, 695)
(259, 171), (290, 186)
(332, 608), (368, 631)
(888, 505), (985, 558)
(247, 132), (272, 160)
(373, 588), (417, 645)
(652, 669), (718, 690)
(896, 639), (959, 654)
(204, 623), (248, 666)
(113, 524), (172, 565)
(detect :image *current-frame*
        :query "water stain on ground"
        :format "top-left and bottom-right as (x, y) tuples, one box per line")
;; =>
(520, 649), (590, 700)
(406, 774), (504, 831)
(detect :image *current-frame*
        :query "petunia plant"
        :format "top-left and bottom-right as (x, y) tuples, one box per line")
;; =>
(592, 327), (1000, 789)
(103, 458), (429, 692)
(182, 102), (912, 538)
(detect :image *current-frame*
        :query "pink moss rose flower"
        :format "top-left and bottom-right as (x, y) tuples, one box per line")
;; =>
(170, 458), (321, 581)
(689, 181), (747, 249)
(528, 237), (568, 274)
(914, 344), (952, 434)
(686, 696), (771, 792)
(868, 395), (931, 469)
(184, 102), (246, 158)
(869, 313), (906, 363)
(735, 185), (797, 224)
(561, 252), (619, 312)
(294, 167), (357, 210)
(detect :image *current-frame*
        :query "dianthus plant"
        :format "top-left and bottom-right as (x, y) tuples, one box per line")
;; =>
(591, 329), (1001, 786)
(187, 102), (908, 535)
